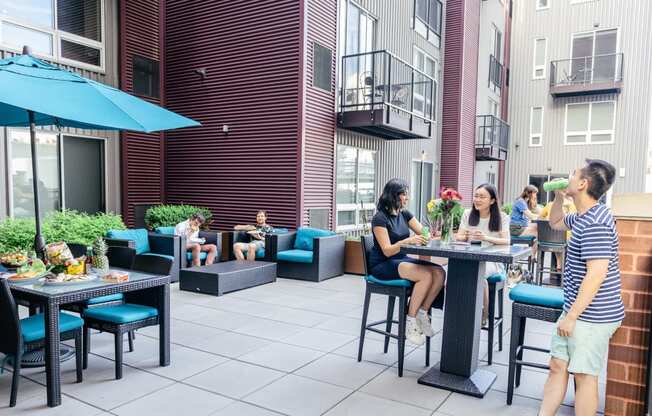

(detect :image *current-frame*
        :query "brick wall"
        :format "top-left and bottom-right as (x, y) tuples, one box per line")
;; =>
(606, 217), (652, 416)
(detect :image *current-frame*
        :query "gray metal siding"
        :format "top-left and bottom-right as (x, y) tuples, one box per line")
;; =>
(0, 0), (121, 220)
(335, 0), (445, 225)
(506, 0), (652, 201)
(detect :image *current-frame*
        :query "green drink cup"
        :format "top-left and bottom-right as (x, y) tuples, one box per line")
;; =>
(421, 226), (430, 244)
(543, 178), (569, 192)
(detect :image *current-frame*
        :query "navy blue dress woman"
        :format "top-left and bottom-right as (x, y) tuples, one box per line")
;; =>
(370, 178), (446, 346)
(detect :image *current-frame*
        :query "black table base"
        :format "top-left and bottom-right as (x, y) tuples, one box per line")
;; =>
(20, 345), (75, 368)
(418, 365), (497, 397)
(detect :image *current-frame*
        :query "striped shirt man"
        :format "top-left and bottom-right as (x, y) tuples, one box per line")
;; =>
(563, 203), (625, 323)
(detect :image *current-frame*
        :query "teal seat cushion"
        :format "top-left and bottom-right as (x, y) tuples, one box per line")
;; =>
(271, 228), (289, 234)
(84, 303), (159, 324)
(141, 252), (175, 261)
(509, 283), (564, 308)
(511, 235), (536, 242)
(255, 248), (265, 258)
(293, 227), (335, 251)
(487, 272), (506, 284)
(366, 274), (412, 288)
(107, 229), (150, 255)
(87, 293), (124, 305)
(155, 226), (176, 235)
(277, 249), (313, 263)
(186, 251), (208, 261)
(20, 312), (83, 343)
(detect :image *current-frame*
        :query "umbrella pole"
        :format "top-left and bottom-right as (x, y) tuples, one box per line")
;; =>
(28, 110), (46, 258)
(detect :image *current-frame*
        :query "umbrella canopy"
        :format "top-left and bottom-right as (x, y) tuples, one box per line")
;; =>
(0, 54), (200, 132)
(0, 50), (200, 256)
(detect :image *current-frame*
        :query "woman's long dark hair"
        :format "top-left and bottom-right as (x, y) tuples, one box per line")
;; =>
(469, 183), (502, 232)
(377, 178), (409, 215)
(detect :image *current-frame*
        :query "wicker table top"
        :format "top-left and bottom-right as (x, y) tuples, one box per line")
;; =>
(401, 240), (532, 263)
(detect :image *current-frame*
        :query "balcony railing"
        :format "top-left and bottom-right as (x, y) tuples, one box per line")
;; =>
(549, 53), (624, 97)
(489, 54), (503, 91)
(338, 50), (436, 140)
(476, 114), (509, 161)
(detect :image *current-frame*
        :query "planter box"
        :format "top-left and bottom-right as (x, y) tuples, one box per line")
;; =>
(344, 239), (365, 275)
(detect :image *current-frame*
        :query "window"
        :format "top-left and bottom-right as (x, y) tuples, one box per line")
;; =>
(413, 46), (438, 121)
(313, 42), (333, 92)
(571, 29), (618, 84)
(409, 160), (433, 221)
(536, 0), (549, 10)
(533, 37), (547, 79)
(133, 55), (160, 98)
(336, 145), (376, 231)
(0, 0), (104, 70)
(530, 106), (543, 147)
(488, 98), (499, 117)
(338, 0), (375, 108)
(565, 101), (616, 145)
(414, 0), (443, 47)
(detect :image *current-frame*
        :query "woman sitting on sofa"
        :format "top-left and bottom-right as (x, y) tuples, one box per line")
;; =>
(233, 210), (273, 261)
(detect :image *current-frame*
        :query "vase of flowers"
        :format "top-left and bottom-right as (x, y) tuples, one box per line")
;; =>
(426, 187), (464, 245)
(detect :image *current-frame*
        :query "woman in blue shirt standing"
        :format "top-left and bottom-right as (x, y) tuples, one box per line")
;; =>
(370, 178), (446, 346)
(510, 185), (540, 237)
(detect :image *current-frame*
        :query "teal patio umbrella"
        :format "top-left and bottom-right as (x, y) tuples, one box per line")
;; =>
(0, 47), (200, 255)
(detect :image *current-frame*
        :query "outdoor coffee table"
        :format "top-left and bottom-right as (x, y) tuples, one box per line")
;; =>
(9, 269), (171, 407)
(401, 241), (531, 397)
(179, 260), (277, 296)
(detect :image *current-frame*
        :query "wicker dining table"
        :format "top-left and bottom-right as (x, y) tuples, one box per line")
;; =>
(401, 240), (531, 398)
(8, 269), (171, 407)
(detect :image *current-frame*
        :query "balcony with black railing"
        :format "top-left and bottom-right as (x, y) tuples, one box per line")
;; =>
(476, 114), (509, 161)
(338, 50), (435, 140)
(489, 54), (503, 91)
(550, 53), (623, 97)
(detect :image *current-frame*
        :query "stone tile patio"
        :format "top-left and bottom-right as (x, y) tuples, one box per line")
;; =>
(1, 274), (605, 415)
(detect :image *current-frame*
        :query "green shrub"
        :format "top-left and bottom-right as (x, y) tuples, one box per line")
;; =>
(144, 204), (213, 230)
(0, 210), (126, 252)
(502, 203), (512, 216)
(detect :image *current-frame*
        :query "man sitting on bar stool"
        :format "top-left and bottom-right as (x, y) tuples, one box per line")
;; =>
(539, 159), (624, 416)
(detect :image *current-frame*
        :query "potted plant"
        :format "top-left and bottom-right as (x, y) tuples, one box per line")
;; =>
(426, 187), (464, 245)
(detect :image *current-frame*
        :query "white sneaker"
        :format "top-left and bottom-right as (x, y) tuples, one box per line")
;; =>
(405, 318), (426, 346)
(416, 310), (435, 337)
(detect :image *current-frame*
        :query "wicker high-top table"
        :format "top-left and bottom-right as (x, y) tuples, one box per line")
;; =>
(9, 269), (171, 407)
(401, 240), (531, 397)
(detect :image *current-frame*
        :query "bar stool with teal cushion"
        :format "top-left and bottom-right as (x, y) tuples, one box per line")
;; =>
(510, 235), (537, 275)
(482, 271), (506, 365)
(357, 235), (444, 377)
(0, 279), (83, 407)
(506, 283), (564, 405)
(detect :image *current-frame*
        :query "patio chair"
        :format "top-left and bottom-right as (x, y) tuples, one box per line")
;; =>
(83, 255), (173, 380)
(227, 228), (289, 261)
(105, 228), (181, 282)
(357, 235), (444, 377)
(506, 283), (564, 405)
(483, 271), (506, 365)
(267, 227), (345, 282)
(0, 278), (83, 407)
(153, 226), (222, 268)
(534, 220), (566, 286)
(510, 235), (537, 276)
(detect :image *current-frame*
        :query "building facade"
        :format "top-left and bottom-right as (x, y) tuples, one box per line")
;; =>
(505, 0), (652, 205)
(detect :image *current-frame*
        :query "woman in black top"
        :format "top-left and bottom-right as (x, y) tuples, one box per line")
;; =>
(371, 178), (445, 346)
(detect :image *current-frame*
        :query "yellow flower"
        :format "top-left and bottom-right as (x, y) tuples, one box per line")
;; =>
(427, 200), (435, 212)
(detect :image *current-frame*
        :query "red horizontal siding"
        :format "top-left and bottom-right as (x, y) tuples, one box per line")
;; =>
(302, 0), (338, 228)
(164, 0), (302, 230)
(119, 0), (165, 227)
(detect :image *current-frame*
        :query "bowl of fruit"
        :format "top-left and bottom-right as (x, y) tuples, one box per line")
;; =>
(0, 252), (29, 268)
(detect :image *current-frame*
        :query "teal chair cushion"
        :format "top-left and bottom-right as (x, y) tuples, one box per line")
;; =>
(186, 251), (208, 261)
(509, 283), (564, 308)
(293, 227), (335, 251)
(155, 226), (176, 235)
(107, 229), (150, 255)
(271, 228), (289, 234)
(277, 249), (313, 263)
(255, 248), (265, 258)
(84, 303), (159, 324)
(20, 312), (83, 343)
(87, 293), (124, 305)
(487, 272), (506, 284)
(366, 275), (412, 288)
(511, 235), (536, 243)
(141, 252), (175, 261)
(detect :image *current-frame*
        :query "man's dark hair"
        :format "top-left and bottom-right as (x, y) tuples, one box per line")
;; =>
(190, 212), (206, 225)
(580, 159), (616, 200)
(377, 178), (409, 214)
